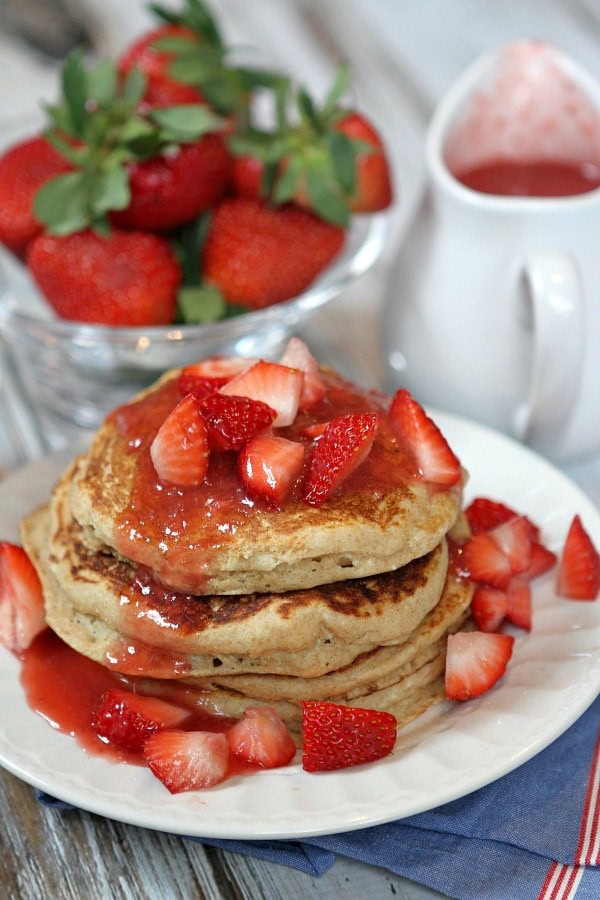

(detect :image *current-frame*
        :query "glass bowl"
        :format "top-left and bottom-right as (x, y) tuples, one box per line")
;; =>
(0, 210), (389, 447)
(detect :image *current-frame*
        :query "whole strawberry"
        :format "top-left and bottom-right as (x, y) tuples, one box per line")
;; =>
(27, 230), (181, 326)
(0, 136), (72, 258)
(201, 196), (345, 308)
(118, 23), (206, 111)
(110, 134), (231, 231)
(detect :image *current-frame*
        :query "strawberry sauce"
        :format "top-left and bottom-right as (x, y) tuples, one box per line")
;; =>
(19, 629), (251, 773)
(455, 158), (600, 197)
(110, 372), (421, 591)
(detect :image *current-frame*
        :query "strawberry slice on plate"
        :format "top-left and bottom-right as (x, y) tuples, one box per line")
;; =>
(302, 413), (378, 507)
(91, 688), (191, 753)
(227, 706), (296, 768)
(445, 631), (515, 701)
(505, 577), (532, 630)
(301, 701), (397, 772)
(220, 360), (304, 427)
(143, 730), (230, 793)
(150, 394), (209, 486)
(465, 497), (522, 534)
(390, 389), (461, 486)
(200, 393), (276, 452)
(487, 516), (534, 575)
(471, 585), (509, 633)
(557, 514), (600, 600)
(238, 434), (305, 507)
(460, 532), (514, 588)
(0, 542), (46, 653)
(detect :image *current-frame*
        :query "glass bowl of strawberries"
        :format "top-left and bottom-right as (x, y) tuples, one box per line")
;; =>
(0, 1), (393, 446)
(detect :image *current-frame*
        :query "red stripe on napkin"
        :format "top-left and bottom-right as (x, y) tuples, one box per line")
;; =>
(538, 727), (600, 899)
(575, 728), (600, 866)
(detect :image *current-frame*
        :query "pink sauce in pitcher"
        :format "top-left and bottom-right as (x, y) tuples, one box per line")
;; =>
(456, 158), (600, 197)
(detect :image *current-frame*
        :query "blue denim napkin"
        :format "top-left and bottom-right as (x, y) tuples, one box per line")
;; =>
(39, 696), (599, 900)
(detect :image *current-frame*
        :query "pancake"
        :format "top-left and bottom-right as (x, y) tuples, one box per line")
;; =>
(67, 367), (464, 595)
(21, 479), (453, 672)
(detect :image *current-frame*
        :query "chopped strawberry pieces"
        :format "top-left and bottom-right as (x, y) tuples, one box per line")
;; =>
(91, 688), (190, 753)
(220, 360), (304, 427)
(390, 388), (461, 486)
(238, 434), (305, 507)
(0, 542), (46, 653)
(178, 356), (257, 396)
(523, 541), (557, 580)
(302, 413), (378, 507)
(226, 706), (296, 768)
(488, 516), (534, 575)
(505, 577), (532, 630)
(445, 631), (514, 701)
(279, 337), (326, 408)
(465, 497), (521, 534)
(143, 729), (230, 793)
(461, 532), (514, 588)
(200, 393), (276, 452)
(557, 515), (600, 600)
(301, 701), (397, 772)
(150, 394), (209, 486)
(471, 585), (509, 633)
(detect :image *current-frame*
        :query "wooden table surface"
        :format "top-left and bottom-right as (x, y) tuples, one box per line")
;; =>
(1, 2), (600, 898)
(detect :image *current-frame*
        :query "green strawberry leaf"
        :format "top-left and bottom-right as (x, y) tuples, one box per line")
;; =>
(61, 50), (88, 136)
(149, 104), (224, 141)
(322, 64), (351, 116)
(34, 171), (92, 235)
(177, 285), (226, 323)
(85, 58), (118, 107)
(150, 0), (223, 48)
(119, 67), (148, 107)
(90, 165), (130, 217)
(306, 168), (350, 227)
(326, 130), (357, 195)
(272, 155), (303, 204)
(175, 212), (211, 285)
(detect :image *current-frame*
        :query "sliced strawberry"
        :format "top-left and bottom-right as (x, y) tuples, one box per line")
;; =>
(220, 361), (304, 427)
(505, 577), (532, 630)
(178, 356), (257, 397)
(445, 631), (515, 701)
(488, 516), (533, 576)
(460, 532), (513, 588)
(299, 422), (329, 439)
(226, 706), (296, 768)
(302, 413), (378, 507)
(523, 541), (557, 580)
(465, 497), (541, 540)
(301, 701), (397, 772)
(279, 337), (326, 409)
(390, 389), (461, 486)
(91, 688), (190, 753)
(471, 585), (508, 633)
(0, 543), (46, 653)
(143, 729), (230, 793)
(557, 515), (600, 600)
(238, 434), (305, 507)
(199, 393), (276, 452)
(150, 394), (209, 486)
(465, 497), (521, 534)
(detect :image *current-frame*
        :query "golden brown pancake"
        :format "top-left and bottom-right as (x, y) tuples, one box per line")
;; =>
(67, 368), (464, 595)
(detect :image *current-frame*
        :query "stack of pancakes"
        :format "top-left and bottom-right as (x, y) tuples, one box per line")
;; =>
(21, 366), (473, 741)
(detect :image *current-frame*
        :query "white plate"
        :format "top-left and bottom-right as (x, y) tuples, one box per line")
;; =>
(0, 413), (599, 840)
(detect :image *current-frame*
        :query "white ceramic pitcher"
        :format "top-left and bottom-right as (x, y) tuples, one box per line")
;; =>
(382, 40), (600, 463)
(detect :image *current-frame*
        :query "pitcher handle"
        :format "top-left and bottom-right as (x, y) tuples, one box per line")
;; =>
(512, 252), (585, 455)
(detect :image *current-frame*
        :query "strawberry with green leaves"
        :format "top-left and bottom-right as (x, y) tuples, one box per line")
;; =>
(35, 50), (230, 238)
(230, 65), (393, 227)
